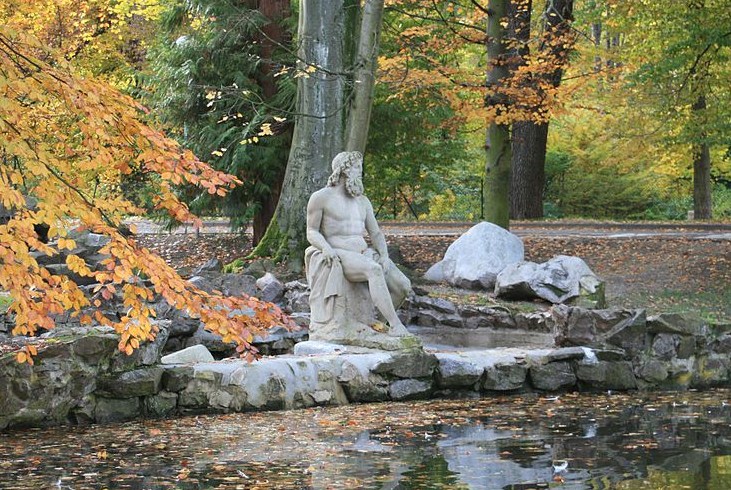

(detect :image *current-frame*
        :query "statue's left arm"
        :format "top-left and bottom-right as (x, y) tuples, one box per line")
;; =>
(363, 198), (389, 267)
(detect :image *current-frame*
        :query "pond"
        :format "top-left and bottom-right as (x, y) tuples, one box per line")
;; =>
(1, 389), (731, 489)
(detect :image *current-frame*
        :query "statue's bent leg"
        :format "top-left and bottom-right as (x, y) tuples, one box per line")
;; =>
(383, 261), (411, 309)
(337, 249), (406, 331)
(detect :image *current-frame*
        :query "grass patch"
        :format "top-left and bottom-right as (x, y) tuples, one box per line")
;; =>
(614, 288), (731, 323)
(0, 294), (12, 313)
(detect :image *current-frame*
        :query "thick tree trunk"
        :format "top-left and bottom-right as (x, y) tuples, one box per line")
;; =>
(692, 94), (712, 219)
(257, 0), (290, 100)
(509, 0), (573, 220)
(506, 0), (539, 220)
(510, 121), (547, 218)
(252, 0), (357, 268)
(484, 0), (511, 229)
(346, 0), (384, 153)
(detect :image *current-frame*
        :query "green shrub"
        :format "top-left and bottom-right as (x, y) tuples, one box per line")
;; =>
(713, 184), (731, 219)
(545, 153), (656, 219)
(641, 195), (693, 221)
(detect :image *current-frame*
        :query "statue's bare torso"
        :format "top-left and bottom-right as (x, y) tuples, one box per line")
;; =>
(313, 187), (370, 253)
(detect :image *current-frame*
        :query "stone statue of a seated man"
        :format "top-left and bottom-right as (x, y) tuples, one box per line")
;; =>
(305, 151), (417, 350)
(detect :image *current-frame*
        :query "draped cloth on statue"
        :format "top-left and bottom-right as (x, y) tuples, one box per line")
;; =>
(305, 246), (345, 324)
(305, 246), (384, 327)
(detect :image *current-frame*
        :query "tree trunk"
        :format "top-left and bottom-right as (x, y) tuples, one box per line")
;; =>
(483, 0), (512, 229)
(346, 0), (384, 153)
(485, 124), (512, 228)
(692, 94), (712, 219)
(252, 0), (358, 268)
(257, 0), (290, 100)
(509, 0), (573, 220)
(251, 0), (292, 245)
(510, 121), (547, 218)
(252, 178), (282, 245)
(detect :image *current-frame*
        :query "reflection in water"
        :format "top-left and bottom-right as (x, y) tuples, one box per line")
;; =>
(1, 390), (730, 489)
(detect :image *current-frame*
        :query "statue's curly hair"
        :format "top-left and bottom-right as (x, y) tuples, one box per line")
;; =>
(327, 151), (363, 187)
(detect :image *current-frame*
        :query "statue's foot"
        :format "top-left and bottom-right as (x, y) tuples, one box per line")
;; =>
(387, 322), (410, 337)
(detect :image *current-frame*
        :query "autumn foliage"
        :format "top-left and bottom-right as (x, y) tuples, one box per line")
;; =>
(0, 25), (292, 364)
(380, 0), (577, 128)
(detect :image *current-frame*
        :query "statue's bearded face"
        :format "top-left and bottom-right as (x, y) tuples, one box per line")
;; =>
(327, 151), (365, 195)
(345, 162), (364, 197)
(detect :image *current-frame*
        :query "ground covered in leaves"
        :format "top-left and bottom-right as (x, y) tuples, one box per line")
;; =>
(137, 227), (730, 321)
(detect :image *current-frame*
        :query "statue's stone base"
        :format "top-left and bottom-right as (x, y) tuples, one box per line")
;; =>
(307, 321), (422, 351)
(294, 340), (382, 356)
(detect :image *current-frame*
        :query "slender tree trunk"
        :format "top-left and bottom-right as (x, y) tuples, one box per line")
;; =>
(692, 94), (712, 219)
(252, 178), (282, 245)
(484, 0), (511, 229)
(252, 0), (358, 268)
(346, 0), (384, 153)
(251, 0), (292, 245)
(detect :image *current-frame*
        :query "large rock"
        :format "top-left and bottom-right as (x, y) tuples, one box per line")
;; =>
(495, 255), (605, 306)
(94, 397), (141, 424)
(576, 360), (637, 390)
(435, 354), (486, 388)
(193, 258), (222, 275)
(337, 354), (391, 402)
(483, 363), (527, 391)
(110, 322), (170, 372)
(218, 274), (258, 297)
(283, 281), (310, 313)
(557, 308), (647, 355)
(256, 273), (285, 303)
(97, 367), (164, 398)
(647, 313), (706, 336)
(388, 379), (432, 400)
(373, 350), (438, 379)
(529, 362), (577, 391)
(424, 222), (524, 289)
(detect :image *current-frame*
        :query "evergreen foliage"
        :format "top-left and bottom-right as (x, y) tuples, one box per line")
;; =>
(147, 0), (296, 232)
(365, 86), (472, 219)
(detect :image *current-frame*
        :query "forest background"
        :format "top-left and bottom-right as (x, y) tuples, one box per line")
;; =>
(5, 0), (729, 229)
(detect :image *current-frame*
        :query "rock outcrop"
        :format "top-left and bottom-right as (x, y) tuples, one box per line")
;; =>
(494, 255), (605, 308)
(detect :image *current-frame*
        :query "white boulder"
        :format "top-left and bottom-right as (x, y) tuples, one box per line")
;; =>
(424, 222), (524, 289)
(161, 344), (215, 364)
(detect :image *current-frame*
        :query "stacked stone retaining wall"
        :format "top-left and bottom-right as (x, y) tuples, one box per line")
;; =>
(2, 303), (730, 430)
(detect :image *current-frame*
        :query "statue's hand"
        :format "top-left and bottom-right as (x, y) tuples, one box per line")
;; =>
(323, 248), (339, 266)
(376, 252), (389, 270)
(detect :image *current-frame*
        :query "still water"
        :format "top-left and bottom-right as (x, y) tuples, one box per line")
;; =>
(1, 389), (731, 489)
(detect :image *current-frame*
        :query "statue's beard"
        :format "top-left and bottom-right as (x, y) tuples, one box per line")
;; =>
(346, 176), (364, 197)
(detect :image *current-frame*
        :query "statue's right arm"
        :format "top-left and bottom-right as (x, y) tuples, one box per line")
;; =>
(306, 192), (338, 264)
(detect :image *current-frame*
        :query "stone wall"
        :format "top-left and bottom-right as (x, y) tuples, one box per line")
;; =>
(2, 304), (730, 430)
